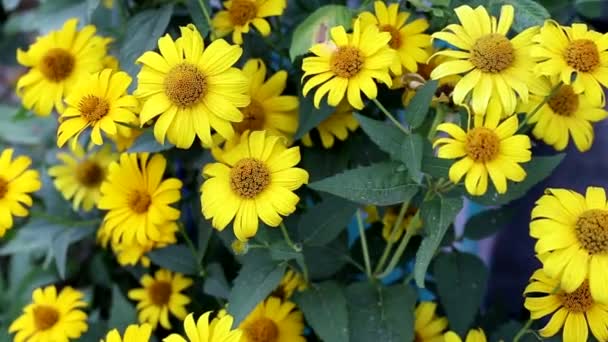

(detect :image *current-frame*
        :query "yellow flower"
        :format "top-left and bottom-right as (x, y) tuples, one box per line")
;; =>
(381, 205), (420, 242)
(234, 59), (298, 140)
(524, 269), (608, 342)
(57, 69), (139, 148)
(522, 78), (607, 152)
(271, 269), (307, 299)
(135, 24), (249, 149)
(128, 269), (193, 330)
(239, 297), (306, 342)
(302, 19), (397, 109)
(301, 101), (359, 148)
(16, 18), (111, 116)
(358, 1), (431, 73)
(434, 115), (532, 195)
(9, 285), (88, 342)
(212, 0), (287, 45)
(48, 143), (117, 212)
(103, 55), (120, 71)
(102, 324), (152, 342)
(414, 302), (448, 342)
(0, 149), (41, 238)
(430, 5), (538, 121)
(444, 329), (487, 342)
(98, 153), (182, 246)
(108, 125), (144, 152)
(164, 312), (242, 342)
(530, 186), (608, 304)
(201, 130), (308, 241)
(102, 0), (114, 8)
(532, 21), (608, 104)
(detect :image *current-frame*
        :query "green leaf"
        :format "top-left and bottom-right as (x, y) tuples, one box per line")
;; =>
(309, 161), (420, 206)
(297, 195), (358, 246)
(575, 0), (604, 19)
(118, 5), (173, 81)
(473, 154), (565, 206)
(289, 5), (353, 61)
(489, 0), (550, 32)
(269, 240), (301, 262)
(492, 321), (538, 342)
(2, 0), (20, 11)
(414, 196), (463, 287)
(227, 255), (286, 325)
(127, 129), (173, 153)
(293, 281), (349, 342)
(421, 153), (452, 179)
(0, 105), (55, 145)
(294, 93), (334, 140)
(203, 263), (230, 299)
(346, 283), (417, 342)
(108, 285), (137, 332)
(148, 245), (199, 276)
(402, 134), (424, 182)
(354, 113), (404, 161)
(464, 207), (513, 240)
(303, 237), (349, 279)
(52, 226), (96, 279)
(0, 219), (65, 255)
(186, 0), (211, 37)
(404, 80), (438, 129)
(434, 252), (489, 335)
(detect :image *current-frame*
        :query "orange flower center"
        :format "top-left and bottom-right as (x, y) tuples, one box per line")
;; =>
(575, 209), (608, 254)
(234, 100), (266, 134)
(128, 190), (152, 214)
(79, 95), (110, 123)
(245, 318), (279, 342)
(164, 63), (207, 108)
(330, 46), (364, 78)
(229, 0), (258, 26)
(148, 280), (172, 306)
(380, 24), (401, 49)
(560, 280), (594, 312)
(0, 177), (8, 199)
(470, 34), (514, 73)
(75, 160), (104, 187)
(40, 48), (75, 82)
(565, 39), (600, 73)
(33, 305), (60, 331)
(465, 127), (500, 163)
(230, 158), (270, 198)
(548, 85), (579, 117)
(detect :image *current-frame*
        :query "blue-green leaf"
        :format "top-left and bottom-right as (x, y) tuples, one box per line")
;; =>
(404, 80), (438, 129)
(298, 195), (358, 246)
(148, 245), (199, 276)
(294, 281), (349, 342)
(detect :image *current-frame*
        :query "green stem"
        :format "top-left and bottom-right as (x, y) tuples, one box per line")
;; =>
(197, 0), (215, 40)
(376, 211), (420, 278)
(179, 223), (206, 277)
(372, 98), (410, 134)
(356, 210), (373, 279)
(427, 104), (447, 141)
(279, 222), (300, 252)
(374, 201), (409, 274)
(513, 318), (534, 342)
(518, 82), (563, 130)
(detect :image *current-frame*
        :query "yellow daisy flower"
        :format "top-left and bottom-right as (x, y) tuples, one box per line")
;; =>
(271, 269), (307, 299)
(108, 125), (144, 152)
(524, 269), (608, 342)
(530, 186), (608, 304)
(358, 1), (431, 73)
(430, 5), (538, 120)
(414, 302), (449, 342)
(201, 130), (308, 241)
(102, 324), (152, 342)
(381, 205), (420, 242)
(128, 269), (193, 330)
(239, 297), (306, 342)
(48, 143), (117, 212)
(135, 24), (249, 149)
(16, 18), (111, 116)
(0, 148), (41, 238)
(212, 0), (287, 45)
(103, 55), (120, 71)
(164, 312), (242, 342)
(302, 19), (397, 109)
(301, 101), (359, 148)
(522, 77), (607, 152)
(9, 285), (88, 342)
(433, 115), (532, 195)
(235, 59), (298, 140)
(98, 153), (182, 246)
(444, 329), (487, 342)
(532, 21), (608, 104)
(57, 69), (139, 148)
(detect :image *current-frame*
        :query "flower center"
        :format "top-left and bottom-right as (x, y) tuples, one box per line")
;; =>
(164, 63), (207, 108)
(33, 305), (60, 331)
(0, 177), (8, 199)
(245, 318), (279, 342)
(330, 46), (364, 78)
(575, 209), (608, 254)
(234, 100), (266, 134)
(380, 24), (401, 49)
(560, 280), (594, 312)
(465, 127), (500, 163)
(75, 160), (104, 187)
(229, 0), (258, 26)
(565, 39), (600, 73)
(547, 85), (579, 117)
(230, 158), (270, 199)
(148, 281), (172, 306)
(470, 34), (514, 73)
(128, 190), (151, 214)
(39, 48), (75, 82)
(79, 95), (110, 123)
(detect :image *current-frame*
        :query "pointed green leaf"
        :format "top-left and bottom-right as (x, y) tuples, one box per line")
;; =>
(354, 114), (404, 161)
(402, 134), (424, 182)
(52, 226), (96, 279)
(489, 0), (550, 32)
(295, 93), (335, 140)
(294, 281), (349, 342)
(464, 207), (514, 240)
(298, 195), (358, 246)
(108, 285), (137, 332)
(404, 80), (438, 129)
(148, 245), (199, 276)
